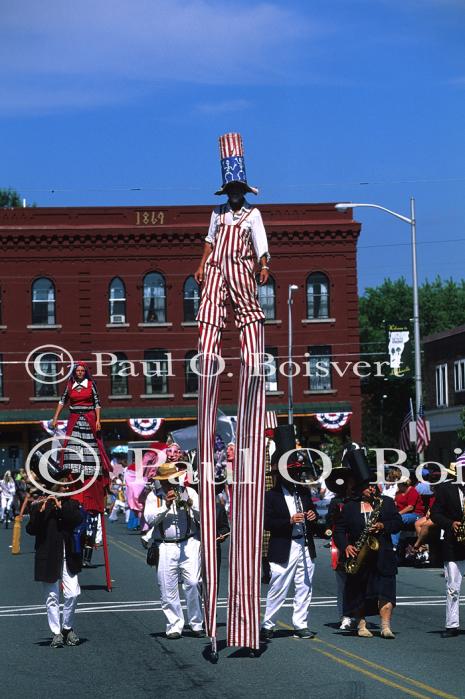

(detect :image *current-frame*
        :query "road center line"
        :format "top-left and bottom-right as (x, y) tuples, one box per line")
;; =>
(277, 621), (459, 699)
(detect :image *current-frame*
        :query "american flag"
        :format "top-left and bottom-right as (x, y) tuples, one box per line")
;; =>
(416, 402), (430, 454)
(399, 405), (413, 452)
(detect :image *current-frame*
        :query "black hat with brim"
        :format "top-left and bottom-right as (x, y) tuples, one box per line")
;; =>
(325, 466), (353, 495)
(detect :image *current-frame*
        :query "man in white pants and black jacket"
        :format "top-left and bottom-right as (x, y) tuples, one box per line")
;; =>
(144, 463), (204, 640)
(26, 469), (83, 648)
(431, 465), (465, 638)
(260, 451), (318, 641)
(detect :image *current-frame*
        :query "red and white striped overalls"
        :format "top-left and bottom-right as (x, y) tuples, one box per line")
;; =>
(197, 208), (266, 649)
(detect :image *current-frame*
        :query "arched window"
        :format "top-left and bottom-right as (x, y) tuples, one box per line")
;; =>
(144, 349), (170, 395)
(110, 352), (129, 396)
(32, 278), (56, 325)
(183, 276), (200, 322)
(306, 272), (329, 320)
(185, 350), (199, 395)
(257, 275), (276, 320)
(143, 272), (166, 323)
(33, 352), (59, 397)
(109, 278), (126, 324)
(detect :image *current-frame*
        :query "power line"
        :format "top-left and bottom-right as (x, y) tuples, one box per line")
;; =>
(10, 176), (465, 194)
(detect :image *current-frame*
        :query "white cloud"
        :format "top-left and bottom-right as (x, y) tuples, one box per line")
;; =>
(194, 99), (251, 114)
(0, 1), (322, 113)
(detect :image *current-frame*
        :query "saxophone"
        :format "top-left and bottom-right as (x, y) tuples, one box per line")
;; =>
(345, 495), (383, 575)
(455, 495), (465, 544)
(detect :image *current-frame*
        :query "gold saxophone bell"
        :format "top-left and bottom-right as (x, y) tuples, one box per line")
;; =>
(345, 496), (383, 575)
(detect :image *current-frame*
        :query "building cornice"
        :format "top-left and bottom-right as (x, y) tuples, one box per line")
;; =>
(0, 226), (360, 251)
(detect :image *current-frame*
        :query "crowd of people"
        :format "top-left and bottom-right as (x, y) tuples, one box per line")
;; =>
(5, 431), (465, 649)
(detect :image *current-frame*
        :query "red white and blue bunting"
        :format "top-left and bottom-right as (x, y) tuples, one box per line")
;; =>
(41, 420), (68, 435)
(315, 412), (352, 432)
(128, 418), (164, 437)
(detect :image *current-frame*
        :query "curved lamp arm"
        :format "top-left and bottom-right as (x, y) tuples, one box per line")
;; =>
(335, 202), (412, 225)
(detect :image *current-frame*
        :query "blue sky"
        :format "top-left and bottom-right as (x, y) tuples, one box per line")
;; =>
(1, 0), (464, 291)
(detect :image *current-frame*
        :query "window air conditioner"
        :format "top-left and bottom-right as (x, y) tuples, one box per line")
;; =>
(110, 314), (125, 324)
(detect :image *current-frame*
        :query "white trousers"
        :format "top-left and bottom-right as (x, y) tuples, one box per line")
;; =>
(0, 494), (13, 519)
(157, 537), (203, 634)
(109, 501), (127, 521)
(262, 539), (315, 631)
(42, 559), (81, 635)
(444, 560), (465, 628)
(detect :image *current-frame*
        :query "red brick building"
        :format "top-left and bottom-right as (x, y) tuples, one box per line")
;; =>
(0, 203), (361, 470)
(424, 325), (465, 465)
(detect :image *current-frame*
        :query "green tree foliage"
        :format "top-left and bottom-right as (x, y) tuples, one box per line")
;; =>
(359, 277), (465, 451)
(458, 409), (465, 443)
(0, 188), (22, 208)
(360, 277), (465, 343)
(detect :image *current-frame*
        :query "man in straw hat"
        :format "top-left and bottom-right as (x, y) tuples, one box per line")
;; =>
(194, 132), (270, 652)
(143, 463), (203, 640)
(431, 456), (465, 637)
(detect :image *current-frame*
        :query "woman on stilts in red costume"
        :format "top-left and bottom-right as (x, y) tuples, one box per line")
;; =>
(50, 362), (112, 583)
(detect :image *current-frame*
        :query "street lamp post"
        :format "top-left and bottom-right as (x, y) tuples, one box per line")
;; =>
(380, 393), (388, 438)
(335, 198), (422, 416)
(288, 284), (299, 426)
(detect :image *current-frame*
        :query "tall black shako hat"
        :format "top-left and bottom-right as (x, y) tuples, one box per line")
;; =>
(215, 133), (258, 196)
(326, 442), (372, 495)
(271, 425), (317, 482)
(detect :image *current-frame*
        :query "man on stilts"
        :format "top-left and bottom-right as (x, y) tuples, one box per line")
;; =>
(195, 133), (270, 655)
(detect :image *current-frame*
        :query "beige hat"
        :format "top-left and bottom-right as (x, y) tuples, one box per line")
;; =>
(446, 462), (461, 478)
(156, 463), (186, 481)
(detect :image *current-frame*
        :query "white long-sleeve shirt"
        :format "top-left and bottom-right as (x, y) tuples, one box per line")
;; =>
(0, 480), (16, 499)
(205, 202), (270, 262)
(144, 486), (200, 541)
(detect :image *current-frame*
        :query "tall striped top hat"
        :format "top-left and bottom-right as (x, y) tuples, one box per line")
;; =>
(215, 132), (258, 196)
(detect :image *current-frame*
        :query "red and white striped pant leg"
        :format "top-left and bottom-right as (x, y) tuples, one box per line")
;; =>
(196, 260), (228, 329)
(197, 322), (223, 641)
(227, 320), (266, 649)
(226, 253), (265, 329)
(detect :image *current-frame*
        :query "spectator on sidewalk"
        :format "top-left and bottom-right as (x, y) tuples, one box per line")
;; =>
(0, 471), (16, 522)
(391, 480), (425, 550)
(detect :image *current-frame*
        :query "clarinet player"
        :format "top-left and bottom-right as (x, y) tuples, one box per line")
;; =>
(260, 458), (318, 641)
(430, 462), (465, 638)
(334, 482), (401, 639)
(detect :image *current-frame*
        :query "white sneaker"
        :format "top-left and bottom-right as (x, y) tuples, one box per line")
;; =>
(339, 617), (352, 630)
